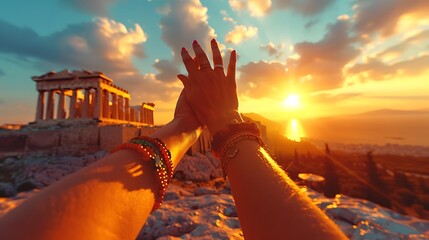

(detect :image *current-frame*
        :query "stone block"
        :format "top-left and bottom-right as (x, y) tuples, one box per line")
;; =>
(26, 130), (60, 152)
(0, 134), (27, 153)
(60, 127), (99, 147)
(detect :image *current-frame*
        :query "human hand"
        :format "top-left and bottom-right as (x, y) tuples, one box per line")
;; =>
(178, 39), (242, 135)
(173, 90), (201, 131)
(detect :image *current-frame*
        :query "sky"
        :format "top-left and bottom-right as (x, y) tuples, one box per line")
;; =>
(0, 0), (428, 125)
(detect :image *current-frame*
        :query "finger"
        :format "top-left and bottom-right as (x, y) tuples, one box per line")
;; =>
(181, 47), (197, 74)
(177, 74), (190, 87)
(226, 50), (236, 80)
(210, 39), (223, 68)
(193, 56), (200, 69)
(192, 40), (211, 68)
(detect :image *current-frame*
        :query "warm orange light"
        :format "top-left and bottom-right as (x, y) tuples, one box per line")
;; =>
(283, 94), (300, 108)
(285, 118), (305, 142)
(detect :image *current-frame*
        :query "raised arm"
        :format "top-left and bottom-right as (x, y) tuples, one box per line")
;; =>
(0, 92), (202, 240)
(179, 39), (347, 239)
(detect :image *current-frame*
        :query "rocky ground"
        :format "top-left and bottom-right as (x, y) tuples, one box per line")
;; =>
(0, 152), (429, 239)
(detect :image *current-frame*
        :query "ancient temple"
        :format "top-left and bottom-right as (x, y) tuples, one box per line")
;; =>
(0, 69), (214, 157)
(31, 69), (154, 127)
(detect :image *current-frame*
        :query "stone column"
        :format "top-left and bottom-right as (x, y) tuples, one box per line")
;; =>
(118, 96), (124, 120)
(46, 90), (55, 120)
(149, 109), (154, 125)
(130, 108), (135, 122)
(124, 98), (130, 121)
(135, 109), (140, 123)
(93, 88), (103, 118)
(69, 89), (78, 119)
(111, 93), (118, 119)
(35, 90), (45, 121)
(103, 90), (110, 118)
(82, 88), (90, 118)
(57, 89), (66, 119)
(89, 91), (96, 117)
(140, 108), (144, 123)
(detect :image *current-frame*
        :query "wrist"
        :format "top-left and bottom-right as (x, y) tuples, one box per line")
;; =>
(207, 110), (243, 136)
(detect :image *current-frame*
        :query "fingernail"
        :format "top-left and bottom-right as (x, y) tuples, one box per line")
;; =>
(193, 40), (198, 45)
(211, 39), (216, 44)
(181, 47), (186, 52)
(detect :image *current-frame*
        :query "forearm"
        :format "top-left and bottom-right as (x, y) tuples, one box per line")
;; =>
(227, 141), (347, 240)
(150, 117), (202, 168)
(0, 118), (201, 239)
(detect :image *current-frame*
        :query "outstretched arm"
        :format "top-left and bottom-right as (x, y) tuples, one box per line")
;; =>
(0, 93), (202, 240)
(179, 39), (347, 239)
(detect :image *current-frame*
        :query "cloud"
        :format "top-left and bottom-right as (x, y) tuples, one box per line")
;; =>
(0, 17), (183, 112)
(347, 55), (429, 82)
(225, 25), (258, 44)
(377, 30), (429, 63)
(220, 10), (236, 23)
(274, 0), (335, 16)
(291, 20), (359, 90)
(159, 0), (217, 57)
(237, 61), (291, 99)
(60, 0), (119, 15)
(305, 19), (318, 29)
(0, 18), (147, 74)
(153, 59), (180, 83)
(229, 0), (334, 16)
(353, 0), (429, 37)
(229, 0), (271, 17)
(259, 42), (285, 58)
(309, 92), (361, 103)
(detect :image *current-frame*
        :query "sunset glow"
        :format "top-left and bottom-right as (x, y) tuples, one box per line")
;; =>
(0, 1), (428, 127)
(283, 94), (300, 109)
(285, 119), (305, 142)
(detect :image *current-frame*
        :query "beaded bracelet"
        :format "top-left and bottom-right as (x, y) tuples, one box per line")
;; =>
(111, 136), (172, 211)
(133, 136), (174, 180)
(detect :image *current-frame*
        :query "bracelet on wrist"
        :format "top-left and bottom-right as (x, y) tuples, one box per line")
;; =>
(111, 136), (173, 211)
(211, 122), (264, 178)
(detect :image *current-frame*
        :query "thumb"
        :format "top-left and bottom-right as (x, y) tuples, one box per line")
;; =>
(177, 74), (190, 87)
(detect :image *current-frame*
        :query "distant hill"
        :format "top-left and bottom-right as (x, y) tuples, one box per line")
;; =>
(357, 109), (429, 116)
(301, 109), (429, 146)
(242, 112), (322, 157)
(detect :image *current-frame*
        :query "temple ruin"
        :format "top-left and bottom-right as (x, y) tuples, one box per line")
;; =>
(0, 69), (213, 157)
(31, 69), (154, 127)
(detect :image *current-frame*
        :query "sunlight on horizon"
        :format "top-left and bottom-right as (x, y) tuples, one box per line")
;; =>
(283, 94), (300, 109)
(285, 118), (305, 142)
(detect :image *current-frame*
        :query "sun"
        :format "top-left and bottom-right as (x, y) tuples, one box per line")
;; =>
(283, 94), (300, 108)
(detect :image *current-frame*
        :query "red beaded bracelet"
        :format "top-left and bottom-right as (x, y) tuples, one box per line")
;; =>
(111, 136), (172, 211)
(133, 136), (174, 180)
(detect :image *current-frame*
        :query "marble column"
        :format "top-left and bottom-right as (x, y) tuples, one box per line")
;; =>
(82, 88), (90, 118)
(89, 91), (96, 117)
(93, 88), (103, 118)
(124, 98), (130, 121)
(111, 93), (118, 119)
(140, 108), (144, 123)
(103, 90), (110, 118)
(118, 96), (124, 120)
(149, 110), (154, 125)
(130, 108), (135, 122)
(35, 90), (45, 121)
(57, 89), (66, 119)
(69, 89), (78, 119)
(135, 109), (140, 123)
(46, 90), (55, 120)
